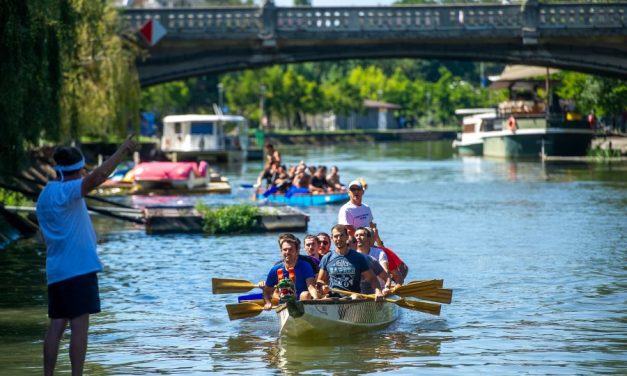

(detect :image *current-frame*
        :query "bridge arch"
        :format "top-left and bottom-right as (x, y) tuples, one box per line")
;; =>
(123, 1), (627, 86)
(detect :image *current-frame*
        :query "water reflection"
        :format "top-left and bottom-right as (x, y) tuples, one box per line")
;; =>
(266, 328), (444, 374)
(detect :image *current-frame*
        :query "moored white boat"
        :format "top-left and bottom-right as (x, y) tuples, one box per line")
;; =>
(452, 108), (497, 156)
(277, 299), (399, 338)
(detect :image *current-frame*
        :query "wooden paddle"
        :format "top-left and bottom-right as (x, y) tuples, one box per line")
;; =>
(212, 278), (259, 294)
(392, 280), (453, 304)
(329, 288), (441, 316)
(226, 303), (266, 320)
(240, 297), (279, 306)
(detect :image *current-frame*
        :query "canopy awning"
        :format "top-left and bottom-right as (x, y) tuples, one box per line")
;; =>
(488, 65), (560, 82)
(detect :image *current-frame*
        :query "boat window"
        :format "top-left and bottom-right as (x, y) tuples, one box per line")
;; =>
(191, 122), (214, 135)
(174, 123), (182, 134)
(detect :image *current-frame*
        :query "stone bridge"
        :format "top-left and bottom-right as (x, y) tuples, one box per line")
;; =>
(121, 1), (627, 86)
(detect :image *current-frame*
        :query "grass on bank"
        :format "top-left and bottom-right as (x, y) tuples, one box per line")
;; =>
(587, 146), (623, 160)
(195, 203), (260, 235)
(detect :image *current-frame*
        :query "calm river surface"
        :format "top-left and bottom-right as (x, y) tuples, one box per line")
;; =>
(1, 141), (626, 375)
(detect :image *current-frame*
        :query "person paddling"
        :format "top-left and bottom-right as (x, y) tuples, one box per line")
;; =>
(262, 234), (319, 310)
(355, 227), (392, 296)
(316, 224), (384, 301)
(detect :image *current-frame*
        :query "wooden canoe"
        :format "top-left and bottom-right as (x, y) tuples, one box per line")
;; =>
(276, 298), (399, 337)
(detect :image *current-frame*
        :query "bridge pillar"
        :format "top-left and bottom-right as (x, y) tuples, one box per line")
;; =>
(258, 0), (277, 48)
(521, 0), (539, 45)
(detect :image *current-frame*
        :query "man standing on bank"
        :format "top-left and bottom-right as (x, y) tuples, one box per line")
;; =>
(36, 135), (137, 376)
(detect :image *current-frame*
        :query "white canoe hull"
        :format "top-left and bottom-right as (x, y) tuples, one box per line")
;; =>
(277, 299), (399, 338)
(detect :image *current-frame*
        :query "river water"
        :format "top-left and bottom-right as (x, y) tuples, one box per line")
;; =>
(1, 141), (626, 375)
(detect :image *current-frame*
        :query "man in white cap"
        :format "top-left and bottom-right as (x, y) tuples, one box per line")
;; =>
(337, 179), (373, 236)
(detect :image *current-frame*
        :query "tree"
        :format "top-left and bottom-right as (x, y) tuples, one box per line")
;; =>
(557, 72), (627, 118)
(59, 1), (140, 142)
(1, 1), (63, 169)
(0, 0), (141, 171)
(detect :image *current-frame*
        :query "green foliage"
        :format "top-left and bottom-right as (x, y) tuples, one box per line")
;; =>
(0, 1), (63, 170)
(0, 189), (32, 207)
(556, 72), (627, 117)
(588, 146), (622, 160)
(0, 0), (140, 171)
(59, 1), (140, 142)
(195, 203), (260, 235)
(141, 81), (192, 118)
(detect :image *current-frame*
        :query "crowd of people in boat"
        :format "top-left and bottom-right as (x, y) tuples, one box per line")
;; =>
(261, 225), (409, 309)
(255, 144), (346, 197)
(261, 178), (409, 309)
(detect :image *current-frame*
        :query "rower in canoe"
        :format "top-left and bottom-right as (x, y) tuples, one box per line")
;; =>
(316, 224), (384, 301)
(262, 234), (320, 310)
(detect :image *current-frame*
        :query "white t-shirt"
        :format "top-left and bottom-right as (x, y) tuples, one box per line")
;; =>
(369, 247), (389, 267)
(36, 178), (101, 284)
(337, 201), (373, 229)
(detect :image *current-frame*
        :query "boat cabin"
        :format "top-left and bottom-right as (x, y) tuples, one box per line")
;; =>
(455, 109), (497, 133)
(160, 114), (249, 162)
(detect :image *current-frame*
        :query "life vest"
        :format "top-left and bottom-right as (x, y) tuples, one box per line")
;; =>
(274, 255), (319, 274)
(507, 116), (517, 131)
(276, 268), (296, 303)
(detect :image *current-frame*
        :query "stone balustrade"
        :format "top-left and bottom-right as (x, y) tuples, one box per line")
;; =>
(122, 2), (626, 36)
(540, 3), (626, 29)
(122, 8), (259, 34)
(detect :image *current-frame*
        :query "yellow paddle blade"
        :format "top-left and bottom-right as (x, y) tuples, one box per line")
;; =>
(212, 278), (257, 294)
(394, 299), (441, 316)
(240, 297), (279, 306)
(411, 288), (453, 304)
(403, 279), (444, 288)
(226, 303), (264, 320)
(329, 288), (442, 316)
(393, 280), (444, 298)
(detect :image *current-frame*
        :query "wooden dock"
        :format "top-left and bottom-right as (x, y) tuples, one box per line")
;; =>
(4, 203), (308, 235)
(144, 204), (309, 234)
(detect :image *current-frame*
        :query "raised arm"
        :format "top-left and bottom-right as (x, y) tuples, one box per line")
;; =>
(82, 134), (137, 196)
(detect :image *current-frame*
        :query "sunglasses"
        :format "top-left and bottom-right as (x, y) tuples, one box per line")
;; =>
(349, 187), (363, 192)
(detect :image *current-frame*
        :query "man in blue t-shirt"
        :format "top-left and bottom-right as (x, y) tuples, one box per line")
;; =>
(316, 224), (384, 301)
(263, 234), (320, 310)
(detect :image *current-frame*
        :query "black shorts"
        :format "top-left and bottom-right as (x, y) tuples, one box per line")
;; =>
(48, 272), (101, 319)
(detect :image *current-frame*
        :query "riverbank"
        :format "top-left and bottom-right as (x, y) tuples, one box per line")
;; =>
(262, 128), (457, 146)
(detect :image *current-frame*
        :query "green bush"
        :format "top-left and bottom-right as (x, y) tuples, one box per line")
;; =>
(195, 203), (260, 235)
(0, 189), (32, 206)
(588, 146), (622, 160)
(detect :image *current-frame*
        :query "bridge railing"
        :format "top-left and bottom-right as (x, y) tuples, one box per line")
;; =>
(276, 5), (522, 33)
(539, 3), (626, 30)
(122, 7), (259, 36)
(121, 3), (627, 37)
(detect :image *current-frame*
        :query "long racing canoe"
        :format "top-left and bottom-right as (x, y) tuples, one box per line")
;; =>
(256, 191), (348, 206)
(277, 299), (399, 337)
